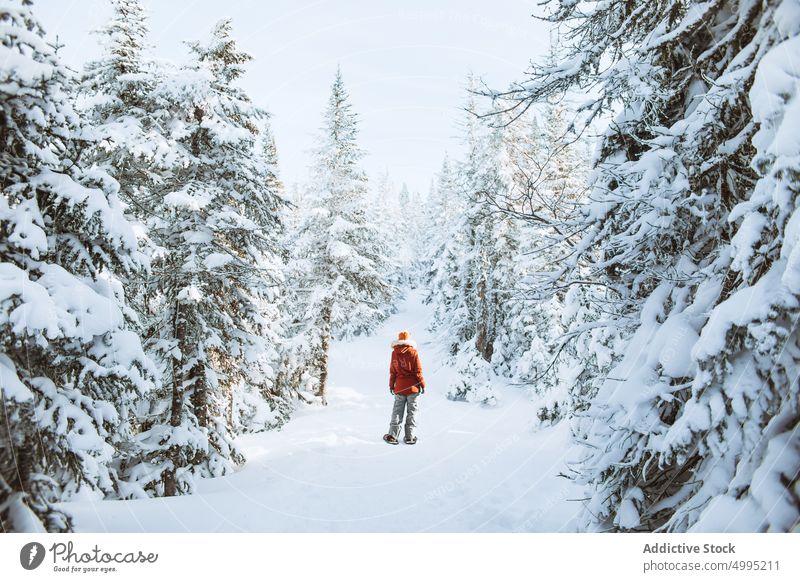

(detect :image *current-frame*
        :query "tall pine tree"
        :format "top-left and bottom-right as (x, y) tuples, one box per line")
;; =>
(0, 0), (154, 531)
(287, 68), (395, 405)
(127, 19), (288, 496)
(492, 0), (800, 532)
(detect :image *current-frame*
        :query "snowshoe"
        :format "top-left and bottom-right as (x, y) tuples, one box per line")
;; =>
(383, 434), (399, 445)
(404, 436), (418, 445)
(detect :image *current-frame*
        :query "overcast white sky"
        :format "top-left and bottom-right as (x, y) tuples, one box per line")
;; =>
(34, 0), (550, 195)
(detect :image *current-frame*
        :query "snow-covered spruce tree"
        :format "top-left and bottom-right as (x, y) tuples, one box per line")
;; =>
(81, 0), (153, 153)
(393, 182), (424, 287)
(126, 19), (289, 496)
(430, 153), (457, 223)
(430, 87), (589, 409)
(79, 0), (166, 305)
(372, 168), (395, 215)
(500, 98), (604, 424)
(692, 10), (800, 532)
(539, 98), (588, 222)
(276, 199), (319, 406)
(448, 209), (522, 408)
(427, 85), (489, 356)
(436, 88), (518, 405)
(472, 126), (521, 364)
(398, 182), (410, 208)
(80, 0), (187, 495)
(492, 0), (800, 531)
(230, 114), (291, 434)
(364, 169), (406, 293)
(0, 0), (154, 531)
(534, 98), (610, 424)
(485, 107), (563, 395)
(287, 68), (395, 405)
(423, 153), (465, 327)
(258, 116), (283, 195)
(275, 169), (319, 406)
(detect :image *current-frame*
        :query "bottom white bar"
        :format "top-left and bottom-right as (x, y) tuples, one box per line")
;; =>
(1, 533), (797, 581)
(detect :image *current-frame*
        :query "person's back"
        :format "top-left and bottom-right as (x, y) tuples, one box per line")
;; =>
(384, 330), (425, 445)
(390, 339), (424, 396)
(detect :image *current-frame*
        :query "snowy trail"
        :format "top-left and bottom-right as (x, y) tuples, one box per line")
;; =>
(62, 290), (582, 532)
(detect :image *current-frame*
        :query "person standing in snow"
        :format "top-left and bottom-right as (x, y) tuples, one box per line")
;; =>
(383, 331), (426, 445)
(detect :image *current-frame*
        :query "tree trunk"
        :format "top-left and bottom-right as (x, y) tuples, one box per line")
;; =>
(190, 363), (207, 427)
(475, 276), (491, 360)
(164, 302), (185, 498)
(317, 302), (332, 406)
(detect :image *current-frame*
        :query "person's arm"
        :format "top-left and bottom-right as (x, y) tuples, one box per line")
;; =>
(389, 352), (397, 393)
(415, 352), (425, 391)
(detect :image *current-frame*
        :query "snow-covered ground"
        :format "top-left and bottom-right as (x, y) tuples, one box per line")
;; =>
(60, 290), (582, 532)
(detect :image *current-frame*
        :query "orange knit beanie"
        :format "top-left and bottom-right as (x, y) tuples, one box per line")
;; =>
(398, 330), (410, 340)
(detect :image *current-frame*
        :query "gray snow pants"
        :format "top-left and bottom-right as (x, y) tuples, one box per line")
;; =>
(387, 393), (419, 440)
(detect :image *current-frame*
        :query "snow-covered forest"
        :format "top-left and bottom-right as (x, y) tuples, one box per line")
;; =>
(1, 0), (798, 533)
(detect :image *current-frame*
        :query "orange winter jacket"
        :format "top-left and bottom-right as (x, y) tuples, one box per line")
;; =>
(389, 340), (425, 395)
